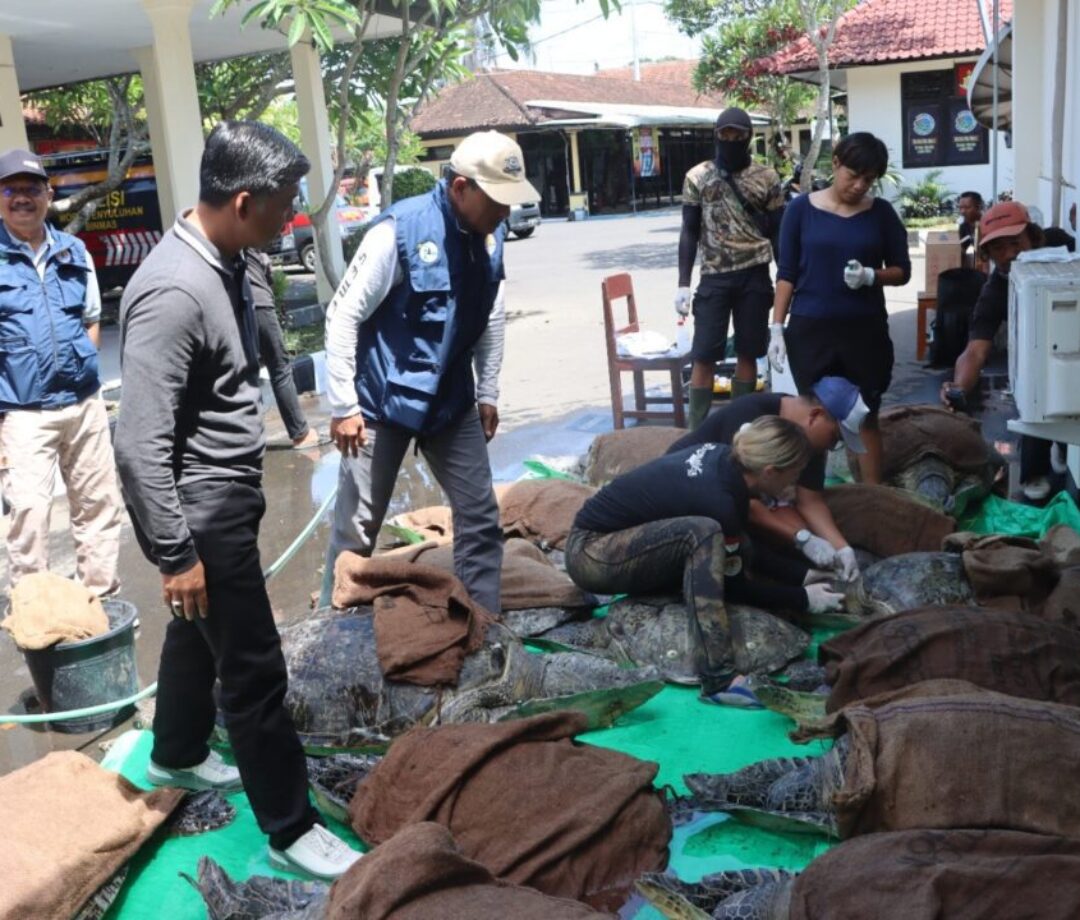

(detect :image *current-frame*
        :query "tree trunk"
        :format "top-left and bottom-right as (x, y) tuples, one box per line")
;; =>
(795, 1), (844, 189)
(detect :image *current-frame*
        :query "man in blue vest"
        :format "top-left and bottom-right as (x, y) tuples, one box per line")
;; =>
(321, 131), (539, 611)
(0, 148), (123, 596)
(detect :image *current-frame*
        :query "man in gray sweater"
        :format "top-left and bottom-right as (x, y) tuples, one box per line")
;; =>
(114, 121), (360, 880)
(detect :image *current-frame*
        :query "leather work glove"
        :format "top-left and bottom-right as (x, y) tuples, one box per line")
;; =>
(799, 533), (838, 569)
(767, 323), (786, 373)
(805, 583), (845, 614)
(674, 286), (692, 317)
(844, 260), (876, 289)
(835, 545), (860, 582)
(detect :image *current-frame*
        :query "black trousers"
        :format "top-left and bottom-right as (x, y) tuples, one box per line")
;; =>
(147, 479), (318, 850)
(256, 306), (310, 442)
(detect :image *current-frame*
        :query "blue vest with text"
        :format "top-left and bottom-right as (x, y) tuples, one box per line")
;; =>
(354, 181), (505, 435)
(0, 223), (98, 411)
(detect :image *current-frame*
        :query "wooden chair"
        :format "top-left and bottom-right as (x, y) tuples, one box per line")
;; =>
(602, 272), (689, 429)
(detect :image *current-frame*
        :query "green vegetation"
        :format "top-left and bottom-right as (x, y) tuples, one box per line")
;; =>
(897, 169), (954, 220)
(283, 321), (325, 358)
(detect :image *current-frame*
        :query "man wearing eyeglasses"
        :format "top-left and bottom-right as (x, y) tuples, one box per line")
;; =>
(0, 148), (123, 596)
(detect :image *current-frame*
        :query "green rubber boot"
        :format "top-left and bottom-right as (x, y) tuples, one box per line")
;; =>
(731, 377), (757, 399)
(688, 386), (713, 430)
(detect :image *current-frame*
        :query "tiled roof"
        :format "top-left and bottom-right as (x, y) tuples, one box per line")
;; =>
(597, 59), (702, 88)
(410, 68), (724, 136)
(766, 0), (1012, 74)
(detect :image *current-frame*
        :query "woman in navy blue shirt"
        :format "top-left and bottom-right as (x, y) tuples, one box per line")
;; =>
(766, 132), (911, 484)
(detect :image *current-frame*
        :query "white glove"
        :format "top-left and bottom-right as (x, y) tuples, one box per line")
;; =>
(805, 582), (845, 614)
(799, 534), (838, 569)
(767, 322), (786, 373)
(844, 260), (876, 289)
(835, 546), (860, 582)
(674, 286), (692, 316)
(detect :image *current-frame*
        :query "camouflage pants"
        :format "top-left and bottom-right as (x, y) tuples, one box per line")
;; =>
(565, 518), (734, 690)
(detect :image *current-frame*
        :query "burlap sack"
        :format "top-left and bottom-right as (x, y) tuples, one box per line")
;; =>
(582, 427), (683, 486)
(327, 822), (612, 919)
(790, 829), (1080, 920)
(820, 605), (1080, 712)
(383, 538), (593, 610)
(497, 479), (596, 550)
(0, 751), (185, 920)
(349, 712), (670, 911)
(802, 682), (1080, 839)
(822, 484), (955, 557)
(849, 405), (1002, 481)
(1, 571), (109, 649)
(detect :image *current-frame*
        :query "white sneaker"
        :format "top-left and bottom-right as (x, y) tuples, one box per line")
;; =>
(146, 749), (243, 792)
(1052, 443), (1069, 475)
(1021, 476), (1052, 502)
(269, 824), (363, 880)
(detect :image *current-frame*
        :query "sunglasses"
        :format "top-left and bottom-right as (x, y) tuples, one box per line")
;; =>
(0, 184), (48, 199)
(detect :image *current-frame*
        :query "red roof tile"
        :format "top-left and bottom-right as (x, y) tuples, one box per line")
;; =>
(410, 68), (724, 136)
(766, 0), (1012, 74)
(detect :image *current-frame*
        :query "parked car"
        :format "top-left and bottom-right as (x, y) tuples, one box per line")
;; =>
(265, 178), (371, 272)
(507, 201), (540, 239)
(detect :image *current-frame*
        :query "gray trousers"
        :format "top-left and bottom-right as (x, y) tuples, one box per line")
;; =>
(319, 408), (503, 613)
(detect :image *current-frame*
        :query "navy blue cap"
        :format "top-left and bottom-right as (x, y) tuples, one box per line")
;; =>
(811, 376), (869, 454)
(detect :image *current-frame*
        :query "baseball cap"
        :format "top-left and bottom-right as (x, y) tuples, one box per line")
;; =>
(449, 131), (539, 207)
(811, 376), (869, 454)
(715, 107), (753, 134)
(0, 149), (48, 183)
(979, 201), (1031, 247)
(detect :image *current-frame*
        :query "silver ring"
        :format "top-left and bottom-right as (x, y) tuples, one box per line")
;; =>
(169, 599), (183, 613)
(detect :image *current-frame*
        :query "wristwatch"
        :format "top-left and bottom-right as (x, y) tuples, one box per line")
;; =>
(794, 528), (812, 547)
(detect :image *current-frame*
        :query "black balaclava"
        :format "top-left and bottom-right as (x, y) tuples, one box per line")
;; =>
(714, 107), (754, 174)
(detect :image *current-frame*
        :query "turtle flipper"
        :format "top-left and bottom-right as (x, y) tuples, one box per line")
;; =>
(746, 675), (827, 725)
(684, 756), (817, 809)
(307, 754), (383, 824)
(503, 679), (664, 730)
(182, 856), (330, 919)
(637, 869), (797, 919)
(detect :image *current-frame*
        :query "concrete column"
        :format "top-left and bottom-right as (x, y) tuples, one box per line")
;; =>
(0, 34), (29, 151)
(569, 130), (582, 193)
(1012, 0), (1048, 207)
(290, 38), (343, 303)
(133, 0), (204, 224)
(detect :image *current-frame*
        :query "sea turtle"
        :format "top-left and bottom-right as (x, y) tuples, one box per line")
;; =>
(183, 856), (329, 920)
(853, 405), (1005, 516)
(306, 754), (382, 823)
(277, 606), (663, 754)
(636, 868), (796, 920)
(73, 790), (238, 920)
(514, 596), (812, 684)
(682, 736), (851, 837)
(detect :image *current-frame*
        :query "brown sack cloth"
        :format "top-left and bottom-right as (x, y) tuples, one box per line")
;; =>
(327, 822), (612, 920)
(822, 484), (955, 557)
(820, 605), (1080, 712)
(0, 750), (184, 920)
(2, 571), (109, 649)
(332, 553), (493, 686)
(801, 682), (1080, 839)
(583, 427), (682, 486)
(789, 829), (1080, 920)
(497, 479), (597, 550)
(349, 711), (670, 911)
(852, 404), (1001, 481)
(385, 538), (594, 610)
(943, 531), (1060, 612)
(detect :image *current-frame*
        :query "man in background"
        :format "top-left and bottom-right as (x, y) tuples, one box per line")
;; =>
(0, 148), (123, 596)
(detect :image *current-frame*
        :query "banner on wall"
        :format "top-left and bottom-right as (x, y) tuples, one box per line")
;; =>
(632, 127), (661, 178)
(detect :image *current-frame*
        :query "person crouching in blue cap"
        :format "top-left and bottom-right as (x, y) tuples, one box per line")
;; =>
(667, 375), (870, 583)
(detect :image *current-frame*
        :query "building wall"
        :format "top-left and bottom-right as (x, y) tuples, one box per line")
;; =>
(847, 57), (1014, 202)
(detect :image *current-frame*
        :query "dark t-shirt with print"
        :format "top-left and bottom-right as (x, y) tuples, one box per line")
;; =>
(573, 442), (807, 611)
(968, 268), (1008, 343)
(667, 392), (826, 491)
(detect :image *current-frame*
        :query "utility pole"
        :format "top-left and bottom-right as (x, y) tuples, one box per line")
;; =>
(630, 0), (641, 81)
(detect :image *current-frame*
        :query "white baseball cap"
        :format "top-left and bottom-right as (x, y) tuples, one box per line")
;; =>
(449, 131), (539, 206)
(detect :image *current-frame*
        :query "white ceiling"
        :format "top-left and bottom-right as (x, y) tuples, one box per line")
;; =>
(2, 1), (403, 91)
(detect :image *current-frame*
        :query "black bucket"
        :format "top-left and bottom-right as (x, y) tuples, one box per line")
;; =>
(22, 599), (139, 733)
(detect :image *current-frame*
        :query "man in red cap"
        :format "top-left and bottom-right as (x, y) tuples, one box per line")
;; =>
(941, 200), (1054, 500)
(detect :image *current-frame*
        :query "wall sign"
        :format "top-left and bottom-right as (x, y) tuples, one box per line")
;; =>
(900, 69), (989, 168)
